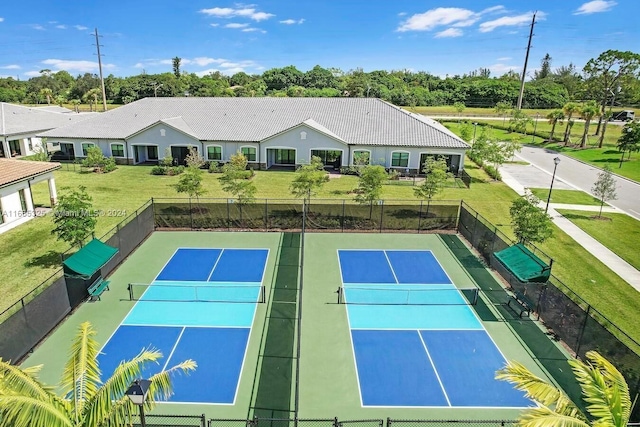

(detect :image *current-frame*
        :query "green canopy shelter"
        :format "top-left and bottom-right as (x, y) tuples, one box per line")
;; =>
(494, 243), (552, 283)
(63, 238), (119, 279)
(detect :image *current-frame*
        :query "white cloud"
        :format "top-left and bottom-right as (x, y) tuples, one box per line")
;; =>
(398, 12), (407, 17)
(41, 59), (115, 73)
(488, 63), (520, 75)
(225, 23), (249, 29)
(279, 18), (304, 25)
(133, 62), (145, 68)
(241, 28), (266, 33)
(56, 25), (67, 29)
(210, 23), (219, 27)
(200, 6), (274, 21)
(480, 5), (507, 14)
(187, 57), (225, 66)
(479, 11), (544, 33)
(574, 0), (616, 15)
(497, 57), (512, 61)
(0, 64), (21, 69)
(24, 70), (43, 77)
(397, 7), (478, 32)
(74, 25), (88, 30)
(31, 24), (45, 31)
(435, 28), (463, 38)
(0, 18), (4, 23)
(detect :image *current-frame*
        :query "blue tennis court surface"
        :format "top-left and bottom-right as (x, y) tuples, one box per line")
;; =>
(339, 249), (531, 408)
(98, 248), (269, 404)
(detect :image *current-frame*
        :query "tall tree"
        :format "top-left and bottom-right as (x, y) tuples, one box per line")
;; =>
(535, 53), (552, 80)
(579, 101), (600, 148)
(494, 101), (512, 125)
(354, 165), (388, 218)
(509, 191), (553, 244)
(582, 50), (640, 145)
(591, 165), (618, 218)
(562, 102), (581, 144)
(51, 186), (97, 248)
(546, 109), (565, 141)
(220, 152), (257, 204)
(617, 120), (640, 168)
(551, 63), (582, 99)
(496, 350), (631, 427)
(0, 321), (196, 427)
(172, 57), (182, 78)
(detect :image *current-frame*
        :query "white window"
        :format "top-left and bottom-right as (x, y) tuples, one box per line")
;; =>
(111, 143), (125, 157)
(391, 151), (409, 168)
(207, 146), (222, 161)
(160, 129), (166, 137)
(241, 146), (257, 162)
(300, 131), (307, 140)
(82, 142), (95, 156)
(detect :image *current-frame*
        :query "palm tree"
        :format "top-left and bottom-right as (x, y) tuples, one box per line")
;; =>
(0, 321), (196, 427)
(546, 109), (565, 142)
(39, 88), (53, 105)
(580, 101), (601, 148)
(562, 102), (580, 144)
(496, 350), (631, 427)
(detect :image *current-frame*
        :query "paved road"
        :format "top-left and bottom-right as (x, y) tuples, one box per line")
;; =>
(514, 145), (640, 221)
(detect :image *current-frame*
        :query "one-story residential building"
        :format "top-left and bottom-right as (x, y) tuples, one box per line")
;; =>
(0, 103), (92, 159)
(0, 159), (60, 233)
(40, 97), (470, 174)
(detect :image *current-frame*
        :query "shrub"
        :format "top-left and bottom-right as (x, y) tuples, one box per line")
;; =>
(168, 166), (185, 176)
(209, 162), (222, 173)
(484, 164), (502, 180)
(151, 165), (167, 175)
(102, 157), (117, 173)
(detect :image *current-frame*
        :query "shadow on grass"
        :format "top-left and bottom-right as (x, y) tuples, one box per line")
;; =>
(23, 250), (62, 269)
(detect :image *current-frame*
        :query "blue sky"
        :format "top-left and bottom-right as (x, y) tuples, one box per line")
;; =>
(0, 0), (638, 79)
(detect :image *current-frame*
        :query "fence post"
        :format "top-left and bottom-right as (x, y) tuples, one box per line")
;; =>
(226, 200), (231, 231)
(201, 413), (206, 427)
(264, 199), (268, 231)
(471, 211), (479, 246)
(417, 200), (423, 233)
(341, 200), (345, 232)
(189, 198), (194, 230)
(379, 200), (384, 233)
(575, 305), (592, 358)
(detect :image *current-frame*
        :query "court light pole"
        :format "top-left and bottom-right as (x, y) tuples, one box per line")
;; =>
(545, 157), (561, 214)
(126, 379), (151, 427)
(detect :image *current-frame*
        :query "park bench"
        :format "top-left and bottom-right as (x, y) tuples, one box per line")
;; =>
(507, 289), (536, 318)
(88, 277), (110, 301)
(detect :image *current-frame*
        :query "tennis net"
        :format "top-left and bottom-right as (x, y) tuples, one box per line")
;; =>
(128, 283), (266, 303)
(337, 285), (479, 306)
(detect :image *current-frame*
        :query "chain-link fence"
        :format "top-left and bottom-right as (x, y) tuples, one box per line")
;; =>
(153, 199), (460, 233)
(0, 201), (155, 363)
(458, 201), (640, 420)
(129, 413), (206, 427)
(387, 420), (516, 427)
(206, 419), (512, 427)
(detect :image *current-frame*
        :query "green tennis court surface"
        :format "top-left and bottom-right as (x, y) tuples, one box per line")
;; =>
(23, 231), (563, 421)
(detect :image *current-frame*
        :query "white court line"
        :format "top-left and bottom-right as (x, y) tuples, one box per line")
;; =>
(382, 250), (400, 284)
(418, 331), (451, 407)
(162, 326), (186, 371)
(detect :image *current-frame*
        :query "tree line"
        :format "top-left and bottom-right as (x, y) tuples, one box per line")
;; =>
(0, 50), (638, 110)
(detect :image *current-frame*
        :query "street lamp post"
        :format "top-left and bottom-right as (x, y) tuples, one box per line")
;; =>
(545, 157), (561, 213)
(531, 113), (540, 143)
(126, 379), (151, 427)
(472, 122), (478, 143)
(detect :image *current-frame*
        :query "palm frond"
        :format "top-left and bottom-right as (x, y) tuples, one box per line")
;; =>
(60, 322), (101, 414)
(83, 348), (164, 427)
(518, 405), (591, 427)
(0, 359), (55, 400)
(496, 361), (585, 418)
(0, 394), (72, 427)
(570, 351), (630, 427)
(145, 359), (197, 406)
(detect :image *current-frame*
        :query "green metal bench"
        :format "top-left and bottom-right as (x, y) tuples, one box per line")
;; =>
(88, 277), (110, 301)
(507, 289), (535, 318)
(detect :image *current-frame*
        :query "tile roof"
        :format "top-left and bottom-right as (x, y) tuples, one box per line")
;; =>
(0, 159), (60, 187)
(0, 103), (93, 137)
(40, 97), (470, 149)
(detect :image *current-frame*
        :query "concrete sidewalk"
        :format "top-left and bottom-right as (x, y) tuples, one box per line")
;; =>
(500, 167), (640, 292)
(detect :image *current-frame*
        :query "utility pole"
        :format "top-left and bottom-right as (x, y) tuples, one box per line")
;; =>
(94, 28), (108, 112)
(516, 12), (536, 110)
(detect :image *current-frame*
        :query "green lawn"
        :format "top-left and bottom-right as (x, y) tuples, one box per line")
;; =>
(556, 210), (640, 270)
(3, 164), (640, 346)
(529, 189), (602, 206)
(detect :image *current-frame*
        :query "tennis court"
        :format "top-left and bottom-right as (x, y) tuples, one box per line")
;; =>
(98, 247), (269, 404)
(338, 249), (530, 408)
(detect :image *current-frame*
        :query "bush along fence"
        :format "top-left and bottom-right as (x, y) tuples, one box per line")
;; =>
(152, 198), (461, 233)
(458, 201), (640, 420)
(126, 416), (520, 427)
